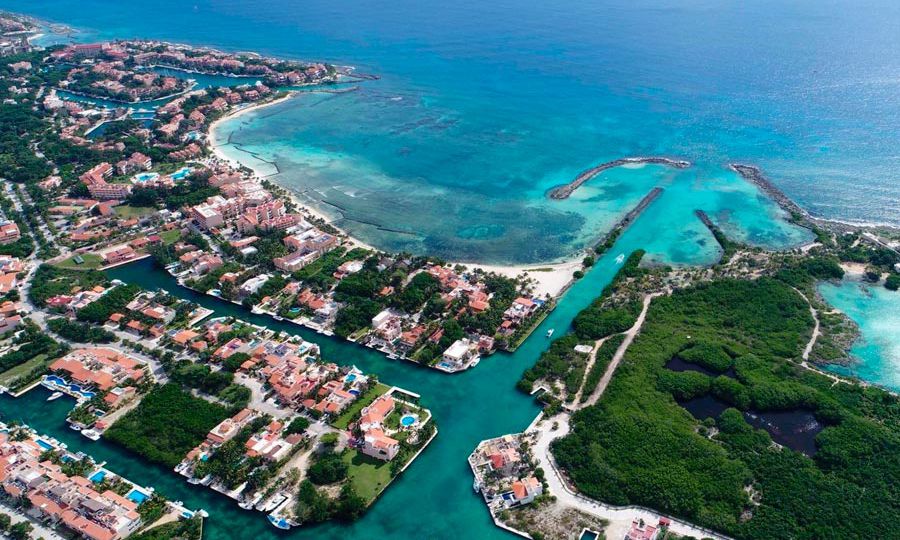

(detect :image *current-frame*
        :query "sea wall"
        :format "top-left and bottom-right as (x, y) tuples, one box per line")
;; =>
(548, 157), (690, 200)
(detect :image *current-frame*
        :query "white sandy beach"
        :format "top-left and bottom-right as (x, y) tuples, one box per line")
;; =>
(840, 262), (868, 277)
(206, 94), (582, 298)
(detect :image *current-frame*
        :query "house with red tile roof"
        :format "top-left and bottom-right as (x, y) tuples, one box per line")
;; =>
(49, 348), (145, 392)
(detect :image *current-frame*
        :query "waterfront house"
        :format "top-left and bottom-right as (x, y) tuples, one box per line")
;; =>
(207, 408), (255, 445)
(442, 339), (476, 369)
(361, 428), (400, 461)
(49, 348), (145, 392)
(510, 476), (542, 506)
(0, 430), (143, 540)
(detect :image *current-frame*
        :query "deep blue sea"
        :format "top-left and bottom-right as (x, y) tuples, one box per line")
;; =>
(8, 0), (900, 263)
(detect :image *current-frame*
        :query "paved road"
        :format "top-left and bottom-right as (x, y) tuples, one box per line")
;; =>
(528, 293), (732, 540)
(530, 415), (731, 540)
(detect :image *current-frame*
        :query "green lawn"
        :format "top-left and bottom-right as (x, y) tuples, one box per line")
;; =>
(331, 382), (390, 430)
(114, 205), (155, 219)
(0, 353), (49, 388)
(160, 229), (182, 245)
(343, 449), (393, 503)
(54, 253), (104, 270)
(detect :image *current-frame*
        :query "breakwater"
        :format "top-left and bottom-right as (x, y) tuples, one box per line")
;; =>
(730, 164), (808, 221)
(548, 157), (690, 200)
(592, 187), (663, 257)
(730, 163), (900, 239)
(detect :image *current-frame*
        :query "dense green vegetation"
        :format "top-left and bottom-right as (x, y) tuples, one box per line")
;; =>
(517, 334), (591, 398)
(48, 317), (116, 343)
(572, 250), (645, 340)
(0, 324), (64, 374)
(77, 284), (141, 323)
(29, 264), (108, 307)
(552, 276), (900, 539)
(104, 384), (231, 467)
(308, 452), (349, 485)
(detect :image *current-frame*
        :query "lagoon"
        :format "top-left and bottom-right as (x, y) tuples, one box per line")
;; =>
(818, 279), (900, 392)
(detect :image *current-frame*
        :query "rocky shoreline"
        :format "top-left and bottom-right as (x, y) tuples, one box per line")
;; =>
(548, 157), (690, 200)
(730, 163), (900, 238)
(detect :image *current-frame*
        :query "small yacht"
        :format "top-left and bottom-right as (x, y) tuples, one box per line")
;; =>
(47, 391), (64, 401)
(546, 328), (554, 338)
(81, 429), (101, 441)
(615, 253), (625, 264)
(268, 515), (292, 530)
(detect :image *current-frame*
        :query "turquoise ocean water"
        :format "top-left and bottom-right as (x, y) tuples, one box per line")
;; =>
(819, 279), (900, 391)
(9, 0), (900, 262)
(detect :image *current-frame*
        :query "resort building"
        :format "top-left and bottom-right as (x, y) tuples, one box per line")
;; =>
(0, 221), (20, 244)
(49, 348), (146, 392)
(0, 429), (143, 540)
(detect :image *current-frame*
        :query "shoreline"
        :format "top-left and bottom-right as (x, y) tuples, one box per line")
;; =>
(202, 82), (894, 304)
(730, 163), (900, 236)
(206, 94), (585, 298)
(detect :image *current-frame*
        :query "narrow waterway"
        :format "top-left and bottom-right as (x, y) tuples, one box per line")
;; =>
(0, 251), (631, 539)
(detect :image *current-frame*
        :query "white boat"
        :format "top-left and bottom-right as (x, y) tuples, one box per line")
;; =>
(546, 329), (554, 338)
(81, 429), (100, 441)
(197, 509), (209, 518)
(69, 424), (82, 432)
(268, 515), (292, 530)
(272, 315), (284, 321)
(615, 253), (625, 264)
(47, 391), (64, 401)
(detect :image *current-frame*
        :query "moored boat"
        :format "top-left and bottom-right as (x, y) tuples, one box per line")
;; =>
(47, 391), (64, 401)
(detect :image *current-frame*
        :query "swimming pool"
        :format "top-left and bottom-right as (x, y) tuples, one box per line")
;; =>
(400, 414), (417, 427)
(170, 167), (192, 180)
(89, 470), (107, 483)
(133, 172), (160, 183)
(126, 489), (149, 504)
(345, 373), (357, 383)
(36, 439), (53, 451)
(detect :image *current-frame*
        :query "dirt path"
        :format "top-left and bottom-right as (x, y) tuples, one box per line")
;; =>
(570, 337), (607, 405)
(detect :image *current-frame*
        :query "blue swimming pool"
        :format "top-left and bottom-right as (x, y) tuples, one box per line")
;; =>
(170, 167), (192, 180)
(89, 470), (106, 483)
(36, 439), (53, 451)
(126, 489), (148, 504)
(345, 373), (357, 383)
(133, 172), (159, 183)
(401, 415), (417, 427)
